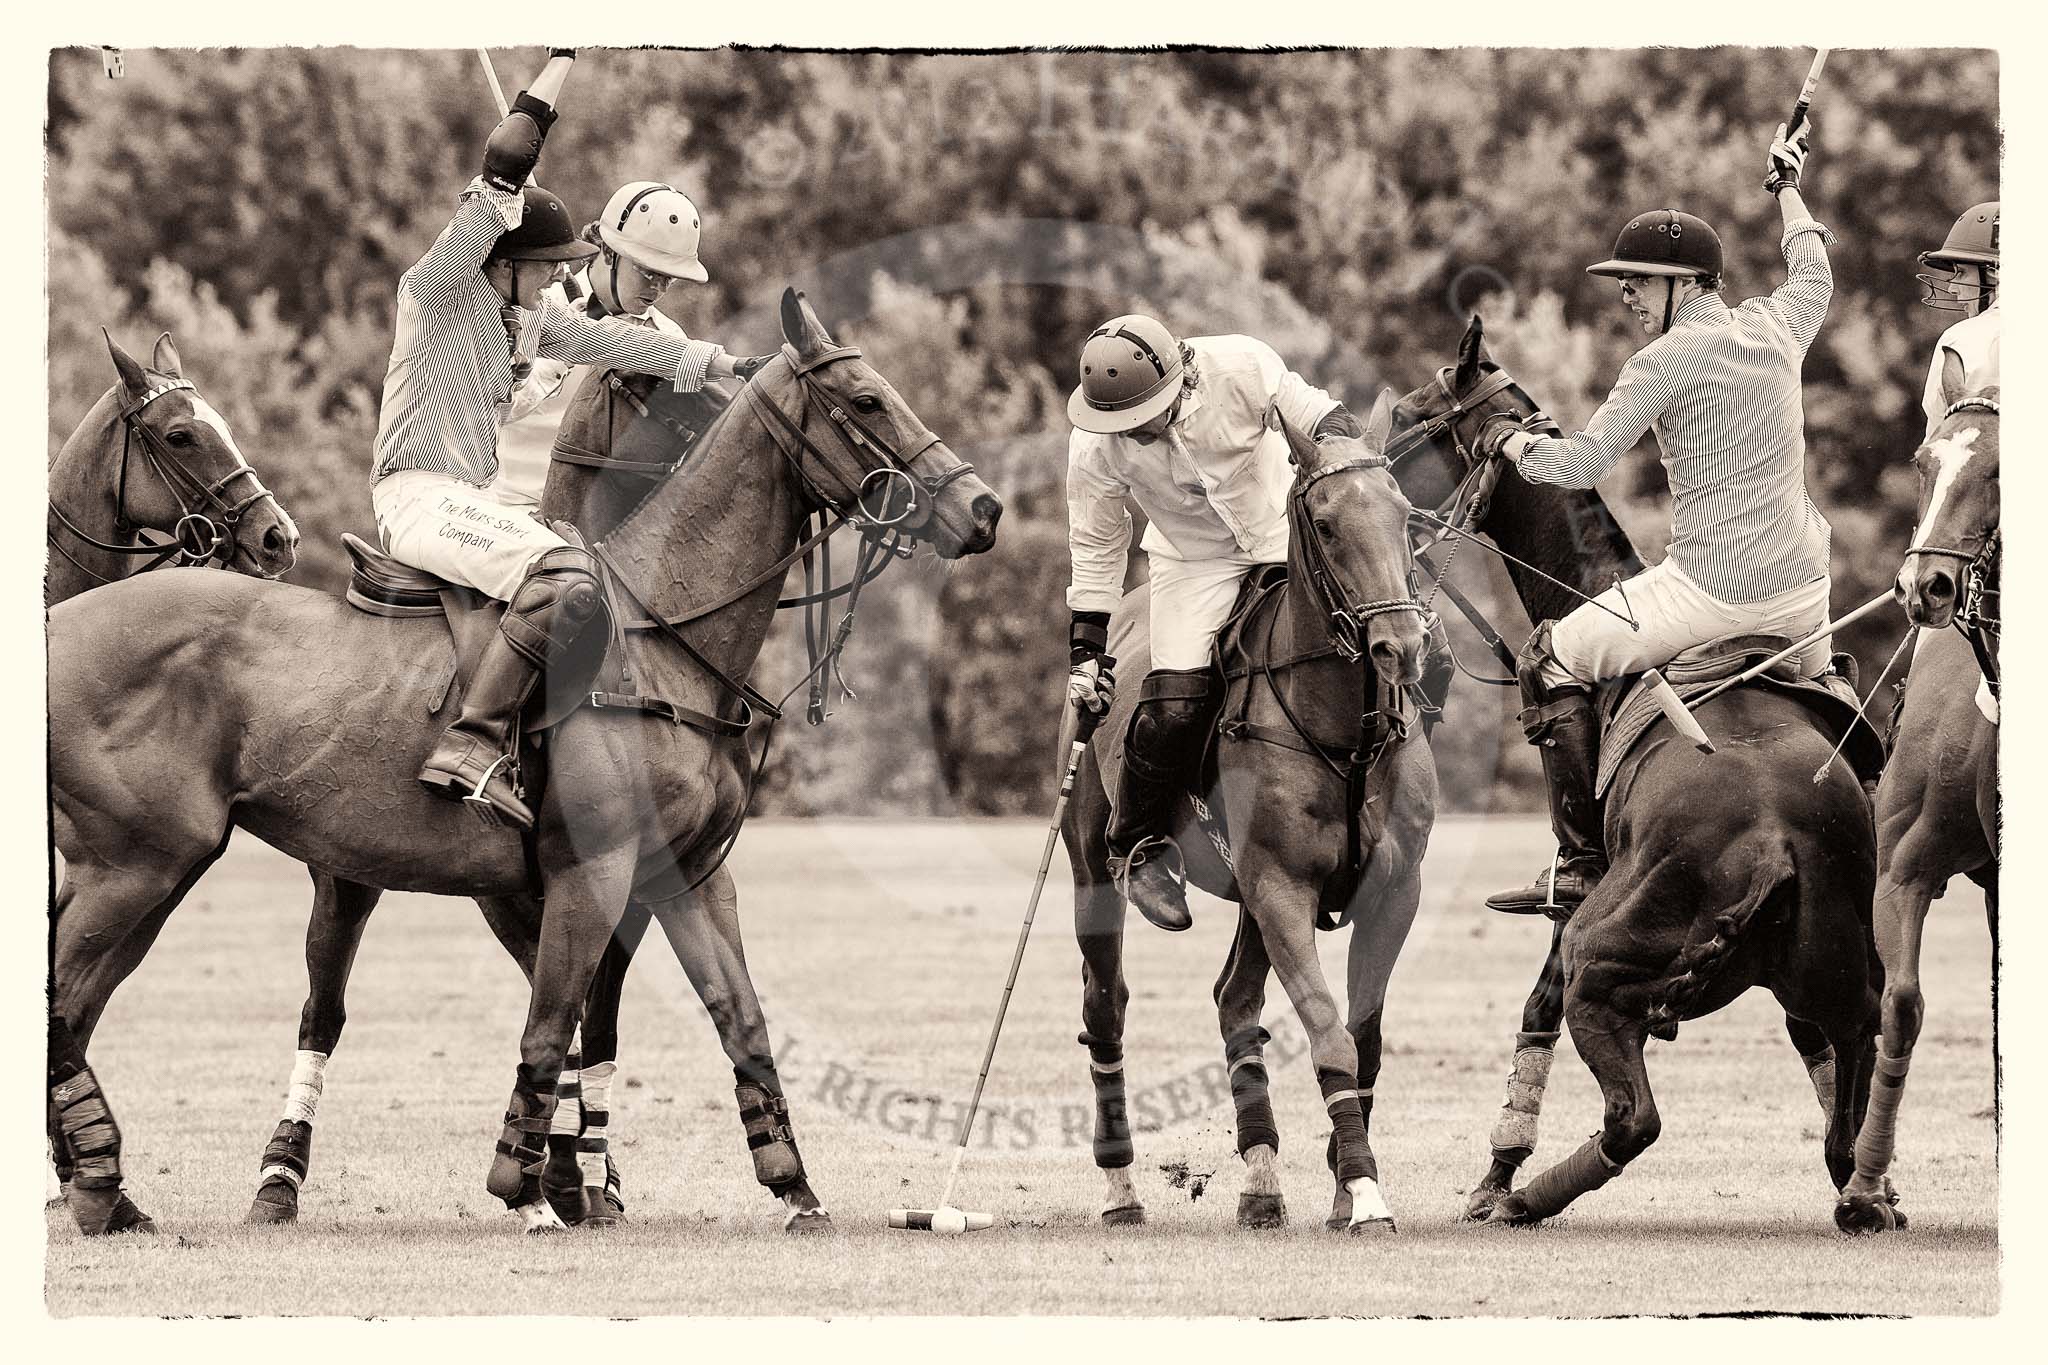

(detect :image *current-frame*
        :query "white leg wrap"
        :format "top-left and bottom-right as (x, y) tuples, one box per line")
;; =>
(258, 1163), (305, 1190)
(550, 1074), (582, 1137)
(579, 1061), (615, 1186)
(1489, 1045), (1555, 1153)
(580, 1061), (615, 1116)
(283, 1050), (329, 1125)
(1804, 1052), (1838, 1122)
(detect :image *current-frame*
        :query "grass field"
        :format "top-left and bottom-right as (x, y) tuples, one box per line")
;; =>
(45, 816), (1997, 1317)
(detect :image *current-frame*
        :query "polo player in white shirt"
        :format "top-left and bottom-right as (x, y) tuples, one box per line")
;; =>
(1479, 120), (1838, 918)
(1915, 201), (1999, 434)
(1064, 314), (1366, 931)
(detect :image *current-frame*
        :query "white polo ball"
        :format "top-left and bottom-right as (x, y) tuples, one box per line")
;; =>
(932, 1206), (968, 1235)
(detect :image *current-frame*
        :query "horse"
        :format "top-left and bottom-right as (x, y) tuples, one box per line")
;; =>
(243, 374), (748, 1229)
(1835, 363), (1998, 1234)
(48, 288), (1002, 1237)
(1060, 389), (1436, 1233)
(1390, 318), (1887, 1227)
(47, 330), (299, 604)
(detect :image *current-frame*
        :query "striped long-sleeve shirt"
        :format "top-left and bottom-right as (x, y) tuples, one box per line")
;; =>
(372, 179), (725, 486)
(1514, 218), (1837, 603)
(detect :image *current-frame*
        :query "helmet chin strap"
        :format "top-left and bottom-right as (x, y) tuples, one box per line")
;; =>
(1662, 277), (1677, 334)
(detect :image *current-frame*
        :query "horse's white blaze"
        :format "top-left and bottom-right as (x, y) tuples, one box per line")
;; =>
(1908, 427), (1981, 552)
(189, 395), (252, 469)
(1344, 1175), (1394, 1224)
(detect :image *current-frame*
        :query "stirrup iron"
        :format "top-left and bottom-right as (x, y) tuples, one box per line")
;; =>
(463, 752), (518, 826)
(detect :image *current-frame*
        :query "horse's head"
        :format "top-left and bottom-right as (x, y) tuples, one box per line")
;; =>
(1899, 350), (1999, 629)
(753, 288), (1002, 559)
(1282, 389), (1427, 686)
(1386, 315), (1561, 514)
(99, 330), (299, 578)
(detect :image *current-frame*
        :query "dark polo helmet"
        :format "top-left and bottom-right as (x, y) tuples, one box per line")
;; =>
(1069, 314), (1184, 434)
(489, 186), (602, 263)
(1586, 209), (1724, 281)
(1921, 201), (2000, 269)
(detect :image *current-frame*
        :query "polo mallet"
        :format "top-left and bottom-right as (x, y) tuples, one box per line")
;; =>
(1785, 49), (1831, 140)
(475, 49), (542, 188)
(1642, 670), (1715, 753)
(889, 694), (1106, 1233)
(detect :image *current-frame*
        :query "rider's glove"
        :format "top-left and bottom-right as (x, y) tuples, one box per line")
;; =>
(1764, 119), (1811, 196)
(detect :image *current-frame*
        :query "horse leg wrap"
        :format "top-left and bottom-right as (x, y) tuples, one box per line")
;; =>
(1083, 1037), (1134, 1168)
(1802, 1046), (1839, 1125)
(1319, 1069), (1373, 1184)
(578, 1060), (617, 1203)
(1488, 1031), (1559, 1161)
(736, 1068), (803, 1189)
(1226, 1028), (1278, 1158)
(487, 1068), (555, 1205)
(543, 1055), (588, 1223)
(256, 1118), (313, 1193)
(1851, 1050), (1912, 1185)
(51, 1065), (124, 1191)
(1509, 1135), (1620, 1221)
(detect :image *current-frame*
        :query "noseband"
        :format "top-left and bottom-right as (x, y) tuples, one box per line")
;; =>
(49, 379), (281, 581)
(1288, 450), (1427, 661)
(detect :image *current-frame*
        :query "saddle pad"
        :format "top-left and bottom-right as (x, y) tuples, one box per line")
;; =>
(1596, 645), (1883, 800)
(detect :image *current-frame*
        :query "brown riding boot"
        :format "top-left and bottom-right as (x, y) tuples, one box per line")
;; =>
(1486, 684), (1606, 919)
(418, 548), (606, 831)
(1108, 669), (1215, 932)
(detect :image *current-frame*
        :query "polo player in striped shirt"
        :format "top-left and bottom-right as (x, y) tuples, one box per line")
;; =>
(369, 51), (770, 831)
(1481, 120), (1836, 918)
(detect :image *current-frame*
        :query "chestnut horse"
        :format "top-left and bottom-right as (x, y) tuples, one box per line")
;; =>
(1061, 390), (1435, 1233)
(1836, 364), (1998, 1234)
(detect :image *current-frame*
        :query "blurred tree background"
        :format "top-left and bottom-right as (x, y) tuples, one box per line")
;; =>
(45, 46), (1998, 815)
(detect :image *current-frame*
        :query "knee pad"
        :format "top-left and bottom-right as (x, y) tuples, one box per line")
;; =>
(1128, 669), (1219, 764)
(504, 547), (610, 667)
(1516, 622), (1592, 742)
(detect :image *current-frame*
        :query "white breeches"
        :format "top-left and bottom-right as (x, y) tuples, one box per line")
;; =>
(1544, 557), (1833, 688)
(371, 469), (566, 602)
(1146, 551), (1268, 672)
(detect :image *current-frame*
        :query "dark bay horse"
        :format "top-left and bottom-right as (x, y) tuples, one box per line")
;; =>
(47, 331), (299, 603)
(1393, 319), (1883, 1227)
(1061, 390), (1436, 1233)
(1836, 366), (1998, 1234)
(48, 289), (1000, 1237)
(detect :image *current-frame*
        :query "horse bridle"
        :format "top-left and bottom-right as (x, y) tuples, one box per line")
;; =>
(746, 343), (976, 537)
(1904, 395), (2001, 698)
(1286, 449), (1428, 661)
(48, 378), (280, 580)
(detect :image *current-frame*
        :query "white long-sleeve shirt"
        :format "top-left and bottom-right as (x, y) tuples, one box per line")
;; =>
(1921, 303), (2000, 434)
(1513, 218), (1836, 604)
(371, 179), (723, 487)
(1065, 334), (1340, 614)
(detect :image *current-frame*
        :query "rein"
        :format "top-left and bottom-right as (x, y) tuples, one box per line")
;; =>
(48, 379), (280, 582)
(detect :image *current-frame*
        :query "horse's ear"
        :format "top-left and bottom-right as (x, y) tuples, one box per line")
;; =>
(1938, 345), (1968, 411)
(779, 288), (806, 350)
(104, 328), (148, 400)
(1454, 315), (1488, 390)
(1365, 388), (1396, 454)
(1278, 405), (1322, 468)
(151, 331), (183, 380)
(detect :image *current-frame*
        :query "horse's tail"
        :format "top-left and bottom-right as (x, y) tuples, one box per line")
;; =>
(1645, 842), (1794, 1032)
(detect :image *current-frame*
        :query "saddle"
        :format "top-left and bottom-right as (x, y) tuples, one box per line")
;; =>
(341, 528), (615, 739)
(1595, 634), (1887, 800)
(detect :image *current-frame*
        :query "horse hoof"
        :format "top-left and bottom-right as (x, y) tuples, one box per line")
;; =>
(70, 1186), (157, 1237)
(784, 1207), (833, 1234)
(245, 1184), (300, 1225)
(1101, 1204), (1146, 1227)
(1461, 1182), (1509, 1222)
(545, 1186), (591, 1227)
(1834, 1193), (1906, 1236)
(1237, 1192), (1286, 1229)
(1348, 1216), (1398, 1237)
(1485, 1193), (1543, 1227)
(517, 1200), (568, 1235)
(580, 1188), (623, 1227)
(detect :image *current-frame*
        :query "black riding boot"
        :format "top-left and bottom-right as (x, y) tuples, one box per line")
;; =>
(1487, 631), (1607, 919)
(1109, 669), (1214, 932)
(419, 548), (606, 831)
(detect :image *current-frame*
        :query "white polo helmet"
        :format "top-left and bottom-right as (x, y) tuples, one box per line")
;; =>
(597, 182), (709, 283)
